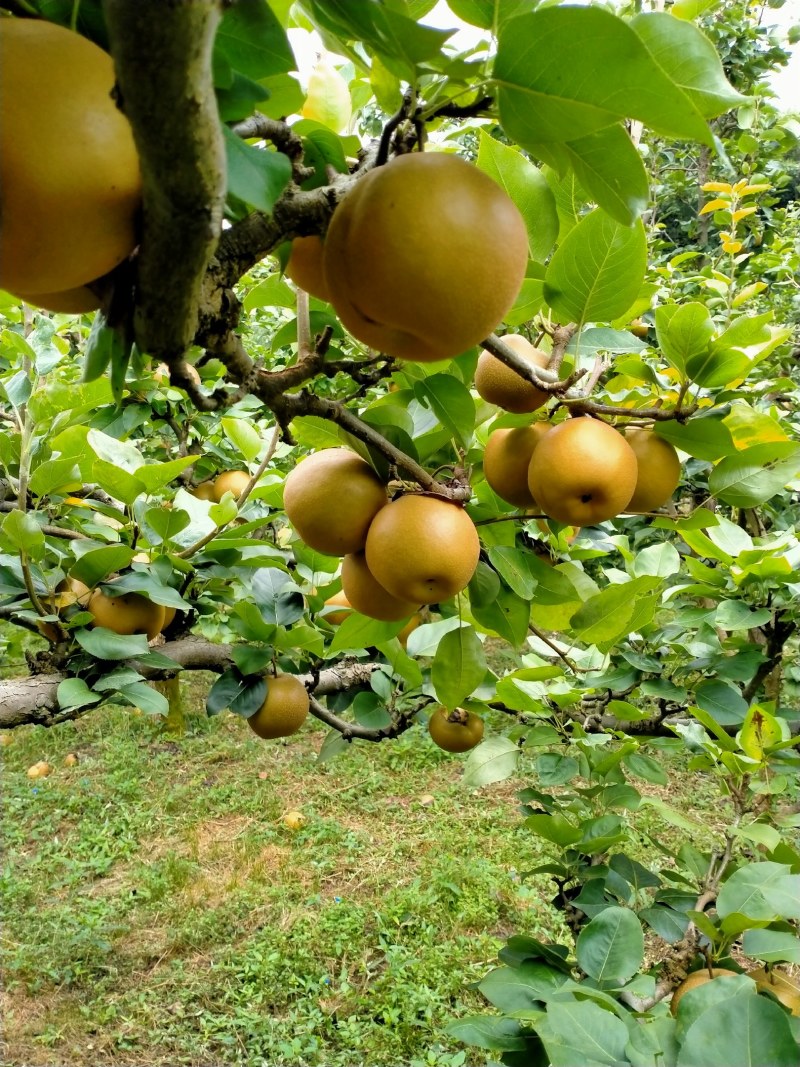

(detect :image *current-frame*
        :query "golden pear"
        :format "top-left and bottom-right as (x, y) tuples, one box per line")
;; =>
(0, 19), (141, 293)
(247, 674), (310, 740)
(528, 418), (638, 526)
(475, 336), (551, 413)
(14, 285), (99, 314)
(670, 968), (739, 1016)
(87, 590), (166, 641)
(624, 428), (682, 513)
(213, 470), (251, 502)
(285, 235), (330, 302)
(365, 494), (480, 604)
(428, 706), (484, 753)
(283, 448), (386, 556)
(341, 551), (419, 622)
(323, 153), (527, 361)
(190, 482), (217, 501)
(323, 590), (352, 626)
(748, 967), (800, 1016)
(483, 422), (552, 507)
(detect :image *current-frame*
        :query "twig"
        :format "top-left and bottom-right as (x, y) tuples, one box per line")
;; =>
(546, 324), (577, 372)
(308, 694), (417, 742)
(376, 87), (417, 168)
(481, 333), (585, 393)
(528, 622), (583, 673)
(176, 422), (281, 559)
(231, 113), (315, 182)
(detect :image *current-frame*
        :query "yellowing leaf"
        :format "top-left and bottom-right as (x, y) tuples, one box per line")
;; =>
(723, 402), (789, 450)
(700, 198), (730, 214)
(732, 178), (749, 193)
(740, 183), (771, 195)
(722, 239), (743, 254)
(702, 181), (733, 193)
(301, 58), (352, 133)
(732, 282), (767, 308)
(731, 206), (758, 222)
(739, 704), (782, 761)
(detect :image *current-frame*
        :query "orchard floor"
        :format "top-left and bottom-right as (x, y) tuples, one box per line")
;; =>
(1, 676), (722, 1067)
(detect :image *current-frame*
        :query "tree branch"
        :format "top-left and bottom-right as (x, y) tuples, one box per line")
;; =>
(103, 0), (227, 360)
(0, 639), (379, 729)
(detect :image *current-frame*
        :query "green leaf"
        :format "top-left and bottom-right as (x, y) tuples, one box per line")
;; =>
(74, 627), (150, 661)
(535, 753), (579, 786)
(570, 577), (662, 652)
(215, 0), (295, 80)
(655, 302), (714, 377)
(623, 751), (669, 785)
(447, 0), (531, 30)
(134, 457), (197, 496)
(560, 123), (650, 226)
(0, 510), (45, 561)
(81, 312), (115, 382)
(544, 209), (647, 324)
(632, 543), (681, 578)
(231, 645), (274, 677)
(29, 458), (83, 499)
(709, 444), (800, 509)
(252, 569), (304, 627)
(715, 600), (772, 631)
(117, 682), (169, 717)
(472, 584), (530, 647)
(640, 906), (689, 944)
(445, 1016), (528, 1052)
(478, 963), (568, 1011)
(654, 416), (736, 462)
(741, 928), (800, 964)
(222, 417), (262, 463)
(206, 669), (267, 717)
(223, 125), (292, 214)
(695, 680), (748, 726)
(57, 678), (102, 711)
(243, 273), (296, 312)
(87, 429), (144, 472)
(328, 613), (406, 655)
(525, 813), (582, 846)
(70, 547), (135, 587)
(413, 374), (475, 447)
(487, 547), (537, 600)
(686, 346), (752, 389)
(144, 507), (191, 546)
(739, 705), (783, 762)
(543, 999), (631, 1066)
(677, 991), (798, 1067)
(461, 736), (519, 790)
(577, 906), (644, 984)
(494, 7), (710, 145)
(717, 862), (800, 922)
(431, 627), (487, 709)
(476, 131), (559, 262)
(631, 12), (746, 118)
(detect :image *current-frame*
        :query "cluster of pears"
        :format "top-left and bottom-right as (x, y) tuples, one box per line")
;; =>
(478, 337), (682, 525)
(0, 19), (141, 312)
(191, 470), (251, 503)
(282, 448), (480, 622)
(285, 152), (528, 363)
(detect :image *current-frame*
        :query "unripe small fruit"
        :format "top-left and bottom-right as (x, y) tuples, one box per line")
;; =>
(247, 674), (310, 740)
(475, 336), (551, 414)
(214, 470), (251, 502)
(285, 236), (330, 302)
(748, 967), (800, 1016)
(428, 707), (484, 753)
(283, 448), (387, 556)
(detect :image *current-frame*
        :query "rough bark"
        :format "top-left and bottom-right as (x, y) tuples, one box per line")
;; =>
(103, 0), (227, 360)
(0, 636), (378, 729)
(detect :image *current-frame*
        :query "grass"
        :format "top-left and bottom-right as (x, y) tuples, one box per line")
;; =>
(0, 674), (725, 1067)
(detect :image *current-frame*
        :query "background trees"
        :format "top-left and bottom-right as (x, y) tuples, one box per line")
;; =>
(1, 1), (799, 1064)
